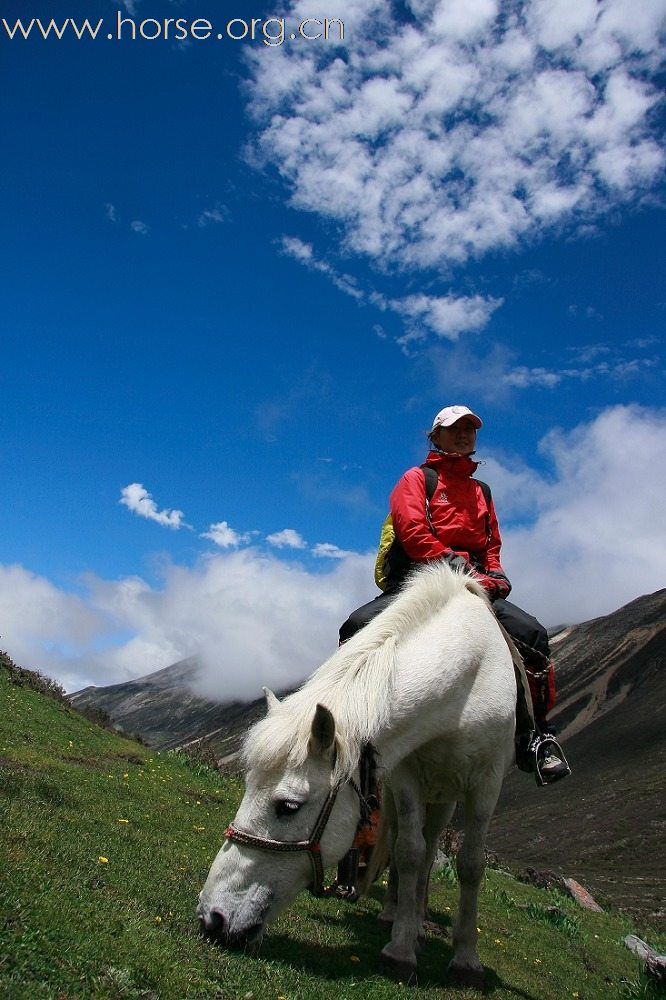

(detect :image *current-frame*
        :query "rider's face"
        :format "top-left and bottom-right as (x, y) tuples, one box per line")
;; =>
(432, 418), (477, 455)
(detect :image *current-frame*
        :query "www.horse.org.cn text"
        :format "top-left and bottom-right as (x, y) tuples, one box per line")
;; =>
(2, 14), (346, 47)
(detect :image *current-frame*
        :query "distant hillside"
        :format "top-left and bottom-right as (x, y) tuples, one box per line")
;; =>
(491, 589), (665, 923)
(548, 588), (665, 738)
(69, 657), (266, 751)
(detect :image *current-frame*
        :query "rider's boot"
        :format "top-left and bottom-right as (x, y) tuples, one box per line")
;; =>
(516, 727), (571, 785)
(325, 847), (361, 900)
(516, 657), (571, 785)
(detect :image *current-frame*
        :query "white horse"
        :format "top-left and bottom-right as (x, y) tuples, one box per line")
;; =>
(198, 562), (516, 986)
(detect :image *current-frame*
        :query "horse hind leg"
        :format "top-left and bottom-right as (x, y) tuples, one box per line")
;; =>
(378, 798), (454, 945)
(376, 786), (398, 928)
(448, 782), (502, 990)
(416, 800), (455, 946)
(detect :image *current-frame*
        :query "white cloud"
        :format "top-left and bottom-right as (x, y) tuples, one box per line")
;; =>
(494, 404), (666, 624)
(0, 565), (107, 691)
(503, 366), (562, 388)
(266, 528), (307, 549)
(279, 235), (365, 301)
(312, 542), (355, 559)
(280, 235), (314, 265)
(0, 551), (376, 700)
(281, 235), (501, 338)
(105, 203), (118, 222)
(393, 292), (503, 342)
(201, 521), (250, 549)
(198, 204), (228, 227)
(130, 220), (149, 235)
(247, 0), (664, 272)
(474, 455), (547, 521)
(427, 341), (661, 403)
(120, 483), (186, 529)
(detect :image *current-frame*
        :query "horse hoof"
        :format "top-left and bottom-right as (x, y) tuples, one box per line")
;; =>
(448, 962), (485, 990)
(379, 951), (418, 985)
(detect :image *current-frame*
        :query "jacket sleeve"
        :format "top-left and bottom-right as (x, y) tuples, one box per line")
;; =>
(390, 467), (449, 562)
(484, 498), (504, 574)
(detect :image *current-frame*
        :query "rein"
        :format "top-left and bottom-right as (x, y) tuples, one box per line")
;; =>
(224, 744), (376, 897)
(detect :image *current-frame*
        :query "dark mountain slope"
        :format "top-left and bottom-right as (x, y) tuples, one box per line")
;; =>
(70, 657), (237, 747)
(490, 590), (665, 921)
(548, 589), (665, 737)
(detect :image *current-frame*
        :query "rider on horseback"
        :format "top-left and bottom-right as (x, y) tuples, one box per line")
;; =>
(330, 404), (570, 898)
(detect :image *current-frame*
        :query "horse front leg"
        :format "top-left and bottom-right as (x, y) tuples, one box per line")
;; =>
(449, 780), (502, 989)
(378, 767), (424, 983)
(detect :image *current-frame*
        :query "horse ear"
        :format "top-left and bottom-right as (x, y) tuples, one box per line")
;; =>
(309, 703), (336, 755)
(262, 686), (280, 713)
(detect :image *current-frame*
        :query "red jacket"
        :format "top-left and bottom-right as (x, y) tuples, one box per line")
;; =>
(390, 451), (509, 593)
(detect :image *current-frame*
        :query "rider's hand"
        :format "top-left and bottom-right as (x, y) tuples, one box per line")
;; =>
(477, 570), (511, 600)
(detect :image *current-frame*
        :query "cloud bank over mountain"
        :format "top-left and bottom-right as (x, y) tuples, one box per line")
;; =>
(1, 405), (663, 699)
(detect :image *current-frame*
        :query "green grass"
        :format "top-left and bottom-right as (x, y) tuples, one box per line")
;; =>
(1, 658), (663, 999)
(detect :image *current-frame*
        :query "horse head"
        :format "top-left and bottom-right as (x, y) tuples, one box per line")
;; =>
(197, 693), (362, 949)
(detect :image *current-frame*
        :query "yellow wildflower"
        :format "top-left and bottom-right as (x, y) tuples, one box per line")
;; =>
(98, 856), (109, 864)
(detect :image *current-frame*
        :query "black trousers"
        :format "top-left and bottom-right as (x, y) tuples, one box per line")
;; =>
(339, 591), (550, 659)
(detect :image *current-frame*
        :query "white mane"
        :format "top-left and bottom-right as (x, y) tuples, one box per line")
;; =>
(242, 564), (487, 784)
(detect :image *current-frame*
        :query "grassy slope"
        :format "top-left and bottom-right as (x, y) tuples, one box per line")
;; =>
(1, 661), (662, 1000)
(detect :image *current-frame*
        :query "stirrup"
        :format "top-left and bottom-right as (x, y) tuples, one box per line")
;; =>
(516, 732), (571, 786)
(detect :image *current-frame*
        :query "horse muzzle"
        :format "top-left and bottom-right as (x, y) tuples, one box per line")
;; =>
(198, 907), (265, 950)
(196, 885), (272, 951)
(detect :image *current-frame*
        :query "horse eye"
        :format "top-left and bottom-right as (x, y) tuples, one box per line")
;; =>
(275, 799), (302, 818)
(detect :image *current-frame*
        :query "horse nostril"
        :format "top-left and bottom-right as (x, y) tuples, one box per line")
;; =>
(207, 907), (228, 938)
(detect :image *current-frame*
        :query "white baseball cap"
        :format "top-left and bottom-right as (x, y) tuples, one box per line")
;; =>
(430, 404), (483, 432)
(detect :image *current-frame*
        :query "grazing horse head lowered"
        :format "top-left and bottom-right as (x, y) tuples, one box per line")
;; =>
(198, 562), (516, 986)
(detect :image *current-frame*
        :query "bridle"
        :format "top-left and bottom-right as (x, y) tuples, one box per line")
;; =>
(224, 745), (376, 897)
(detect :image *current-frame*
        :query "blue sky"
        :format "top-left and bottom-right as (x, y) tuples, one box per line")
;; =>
(1, 0), (664, 696)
